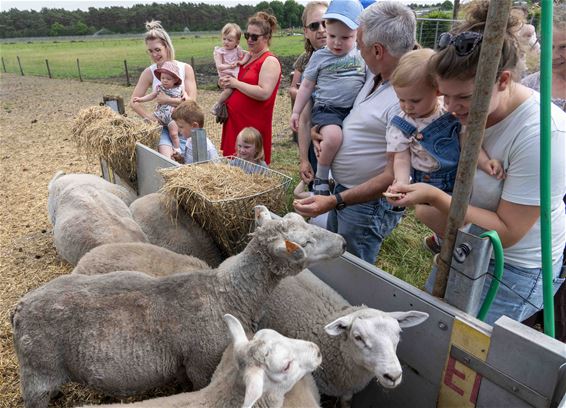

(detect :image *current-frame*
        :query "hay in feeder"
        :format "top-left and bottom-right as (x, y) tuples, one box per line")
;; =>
(71, 106), (161, 187)
(159, 157), (292, 256)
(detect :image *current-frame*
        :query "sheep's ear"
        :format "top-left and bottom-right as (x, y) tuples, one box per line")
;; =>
(283, 212), (305, 222)
(242, 366), (264, 408)
(254, 205), (271, 227)
(224, 314), (249, 349)
(324, 314), (355, 336)
(388, 311), (429, 328)
(273, 240), (307, 264)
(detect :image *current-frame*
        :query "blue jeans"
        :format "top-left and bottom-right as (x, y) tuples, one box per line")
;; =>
(327, 184), (404, 264)
(425, 257), (565, 325)
(158, 127), (187, 152)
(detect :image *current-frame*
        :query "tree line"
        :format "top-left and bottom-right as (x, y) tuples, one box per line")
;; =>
(0, 0), (304, 38)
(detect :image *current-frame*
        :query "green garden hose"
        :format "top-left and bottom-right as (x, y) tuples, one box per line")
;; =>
(477, 230), (503, 322)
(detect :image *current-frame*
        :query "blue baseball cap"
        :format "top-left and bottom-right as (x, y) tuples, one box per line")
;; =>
(360, 0), (376, 8)
(323, 0), (364, 30)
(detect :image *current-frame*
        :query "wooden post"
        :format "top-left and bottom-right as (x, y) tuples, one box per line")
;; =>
(452, 0), (461, 21)
(17, 56), (24, 76)
(1, 57), (6, 73)
(123, 59), (131, 86)
(433, 0), (513, 298)
(45, 59), (52, 78)
(191, 56), (195, 74)
(76, 58), (83, 82)
(191, 128), (208, 163)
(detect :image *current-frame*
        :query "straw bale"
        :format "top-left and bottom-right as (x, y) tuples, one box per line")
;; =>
(159, 158), (291, 256)
(71, 106), (160, 188)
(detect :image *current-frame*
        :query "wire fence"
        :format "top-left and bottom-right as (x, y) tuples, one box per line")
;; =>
(0, 18), (459, 86)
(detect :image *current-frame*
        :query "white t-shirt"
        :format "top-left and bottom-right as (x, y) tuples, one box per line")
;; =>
(470, 92), (566, 268)
(332, 72), (401, 188)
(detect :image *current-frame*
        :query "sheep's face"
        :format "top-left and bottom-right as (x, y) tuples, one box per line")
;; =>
(224, 314), (321, 408)
(254, 206), (346, 271)
(324, 309), (429, 389)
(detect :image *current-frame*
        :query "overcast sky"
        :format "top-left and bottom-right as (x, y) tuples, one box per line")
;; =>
(2, 0), (436, 12)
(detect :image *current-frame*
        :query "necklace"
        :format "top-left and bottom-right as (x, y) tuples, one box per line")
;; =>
(245, 48), (269, 66)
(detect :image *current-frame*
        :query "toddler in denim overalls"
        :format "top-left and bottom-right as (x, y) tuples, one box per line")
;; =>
(385, 49), (504, 195)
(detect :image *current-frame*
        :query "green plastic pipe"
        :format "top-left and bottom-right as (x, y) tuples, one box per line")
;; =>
(540, 0), (555, 338)
(477, 230), (503, 322)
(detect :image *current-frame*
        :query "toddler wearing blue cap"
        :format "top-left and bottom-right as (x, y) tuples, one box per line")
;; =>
(290, 0), (366, 195)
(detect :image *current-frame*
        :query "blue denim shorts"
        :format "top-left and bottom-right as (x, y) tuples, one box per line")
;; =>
(425, 257), (565, 325)
(158, 127), (187, 152)
(311, 104), (351, 129)
(327, 184), (404, 264)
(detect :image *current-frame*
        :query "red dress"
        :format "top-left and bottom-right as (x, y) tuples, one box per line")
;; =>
(221, 51), (281, 165)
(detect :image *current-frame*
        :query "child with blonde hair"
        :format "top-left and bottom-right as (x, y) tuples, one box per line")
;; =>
(385, 48), (504, 253)
(211, 23), (251, 116)
(234, 127), (267, 170)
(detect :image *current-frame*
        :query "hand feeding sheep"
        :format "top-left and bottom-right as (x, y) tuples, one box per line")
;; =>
(80, 314), (321, 408)
(12, 206), (345, 408)
(72, 242), (211, 276)
(129, 193), (224, 267)
(259, 270), (429, 406)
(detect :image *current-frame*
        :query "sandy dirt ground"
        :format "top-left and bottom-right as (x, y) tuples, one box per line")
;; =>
(0, 73), (296, 407)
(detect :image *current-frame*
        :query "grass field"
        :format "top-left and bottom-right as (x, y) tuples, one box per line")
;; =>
(0, 33), (305, 80)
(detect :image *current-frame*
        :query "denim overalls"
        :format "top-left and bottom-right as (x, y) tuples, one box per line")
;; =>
(390, 112), (461, 193)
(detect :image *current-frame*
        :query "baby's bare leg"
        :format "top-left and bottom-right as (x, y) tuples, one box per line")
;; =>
(167, 120), (180, 150)
(218, 88), (233, 104)
(313, 125), (343, 195)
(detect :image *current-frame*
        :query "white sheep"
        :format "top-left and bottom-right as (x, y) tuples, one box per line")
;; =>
(259, 270), (429, 406)
(129, 193), (224, 267)
(72, 242), (211, 276)
(51, 183), (147, 265)
(12, 206), (346, 408)
(80, 314), (321, 408)
(48, 171), (137, 225)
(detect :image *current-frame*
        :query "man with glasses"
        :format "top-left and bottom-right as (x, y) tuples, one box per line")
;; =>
(294, 1), (417, 264)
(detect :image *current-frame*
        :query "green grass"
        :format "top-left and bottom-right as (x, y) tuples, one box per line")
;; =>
(0, 34), (305, 80)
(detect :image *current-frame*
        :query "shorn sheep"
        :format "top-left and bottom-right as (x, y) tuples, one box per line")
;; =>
(12, 206), (346, 408)
(72, 242), (211, 276)
(129, 193), (224, 267)
(48, 171), (137, 225)
(259, 270), (429, 406)
(81, 314), (322, 408)
(47, 171), (147, 265)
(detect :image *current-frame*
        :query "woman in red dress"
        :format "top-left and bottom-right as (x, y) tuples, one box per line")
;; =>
(219, 11), (282, 165)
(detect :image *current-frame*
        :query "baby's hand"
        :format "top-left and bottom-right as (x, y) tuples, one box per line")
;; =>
(487, 159), (506, 180)
(132, 97), (141, 103)
(383, 183), (405, 201)
(290, 113), (300, 132)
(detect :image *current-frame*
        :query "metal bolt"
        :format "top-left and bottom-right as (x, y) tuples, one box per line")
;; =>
(512, 386), (519, 393)
(454, 242), (472, 263)
(438, 321), (448, 330)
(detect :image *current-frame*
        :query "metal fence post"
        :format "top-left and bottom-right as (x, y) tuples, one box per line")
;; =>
(1, 57), (6, 73)
(434, 20), (440, 48)
(17, 56), (24, 76)
(191, 56), (195, 74)
(123, 59), (131, 86)
(45, 59), (52, 78)
(76, 58), (83, 82)
(418, 21), (424, 44)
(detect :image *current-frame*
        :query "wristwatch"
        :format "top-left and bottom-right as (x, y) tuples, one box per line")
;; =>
(334, 192), (346, 211)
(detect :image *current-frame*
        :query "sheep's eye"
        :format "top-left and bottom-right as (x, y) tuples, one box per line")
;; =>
(282, 360), (292, 372)
(354, 335), (366, 346)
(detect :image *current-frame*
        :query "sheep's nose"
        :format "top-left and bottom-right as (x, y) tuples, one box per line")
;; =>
(384, 372), (402, 383)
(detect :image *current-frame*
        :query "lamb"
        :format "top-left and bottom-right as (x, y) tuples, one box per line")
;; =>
(12, 206), (346, 408)
(51, 183), (147, 265)
(48, 171), (137, 225)
(129, 193), (224, 267)
(259, 270), (429, 406)
(72, 242), (211, 276)
(81, 314), (321, 408)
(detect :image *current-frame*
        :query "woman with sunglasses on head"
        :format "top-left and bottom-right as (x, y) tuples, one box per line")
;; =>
(130, 21), (197, 159)
(290, 2), (328, 185)
(388, 0), (566, 326)
(218, 11), (281, 165)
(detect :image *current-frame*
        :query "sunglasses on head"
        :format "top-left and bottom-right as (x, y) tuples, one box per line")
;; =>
(244, 32), (263, 41)
(437, 31), (483, 56)
(306, 20), (326, 31)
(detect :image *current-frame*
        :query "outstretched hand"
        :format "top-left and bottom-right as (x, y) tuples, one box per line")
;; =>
(293, 195), (335, 218)
(386, 182), (438, 208)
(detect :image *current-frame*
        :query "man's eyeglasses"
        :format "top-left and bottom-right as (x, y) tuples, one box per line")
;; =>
(437, 31), (483, 56)
(244, 32), (264, 41)
(306, 21), (325, 31)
